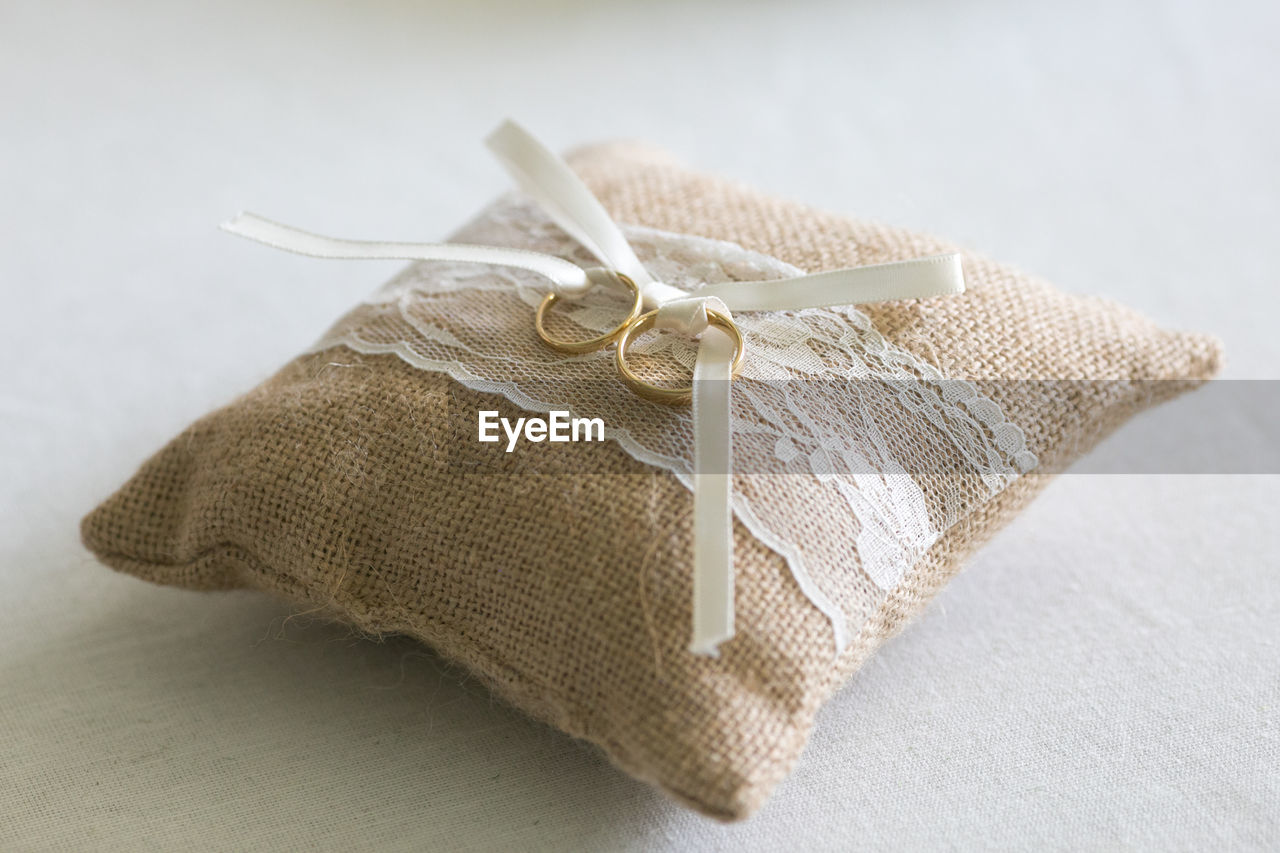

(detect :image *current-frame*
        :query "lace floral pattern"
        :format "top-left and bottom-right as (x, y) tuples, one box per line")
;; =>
(308, 196), (1037, 650)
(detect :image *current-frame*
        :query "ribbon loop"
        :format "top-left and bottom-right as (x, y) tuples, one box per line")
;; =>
(486, 121), (653, 288)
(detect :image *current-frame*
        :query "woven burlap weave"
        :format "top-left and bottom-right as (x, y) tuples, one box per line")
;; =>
(81, 142), (1221, 820)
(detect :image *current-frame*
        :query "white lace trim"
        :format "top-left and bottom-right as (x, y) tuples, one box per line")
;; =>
(308, 196), (1037, 649)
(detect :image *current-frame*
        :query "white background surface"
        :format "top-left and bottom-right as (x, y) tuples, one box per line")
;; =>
(2, 0), (1277, 849)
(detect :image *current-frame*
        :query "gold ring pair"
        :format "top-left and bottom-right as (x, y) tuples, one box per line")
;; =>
(534, 271), (745, 405)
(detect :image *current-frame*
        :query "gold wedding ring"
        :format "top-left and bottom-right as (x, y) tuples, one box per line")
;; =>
(535, 271), (643, 354)
(614, 308), (745, 405)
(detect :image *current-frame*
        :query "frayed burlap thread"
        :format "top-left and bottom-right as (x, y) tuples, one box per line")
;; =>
(82, 142), (1221, 820)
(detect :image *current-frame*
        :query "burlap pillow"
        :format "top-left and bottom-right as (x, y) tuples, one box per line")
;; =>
(81, 140), (1221, 820)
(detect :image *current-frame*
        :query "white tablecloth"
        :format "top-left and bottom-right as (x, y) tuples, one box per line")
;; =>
(3, 0), (1276, 848)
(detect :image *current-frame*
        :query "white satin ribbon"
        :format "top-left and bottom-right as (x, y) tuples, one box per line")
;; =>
(487, 121), (691, 309)
(690, 326), (736, 655)
(221, 212), (602, 298)
(222, 119), (966, 658)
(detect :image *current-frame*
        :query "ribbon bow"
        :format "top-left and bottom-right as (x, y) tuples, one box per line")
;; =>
(223, 120), (965, 657)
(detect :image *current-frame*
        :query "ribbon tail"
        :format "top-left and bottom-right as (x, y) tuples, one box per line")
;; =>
(700, 253), (965, 312)
(486, 121), (650, 284)
(689, 328), (736, 657)
(219, 212), (591, 292)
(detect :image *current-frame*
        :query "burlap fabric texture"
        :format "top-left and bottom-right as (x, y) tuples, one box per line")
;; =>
(82, 141), (1222, 820)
